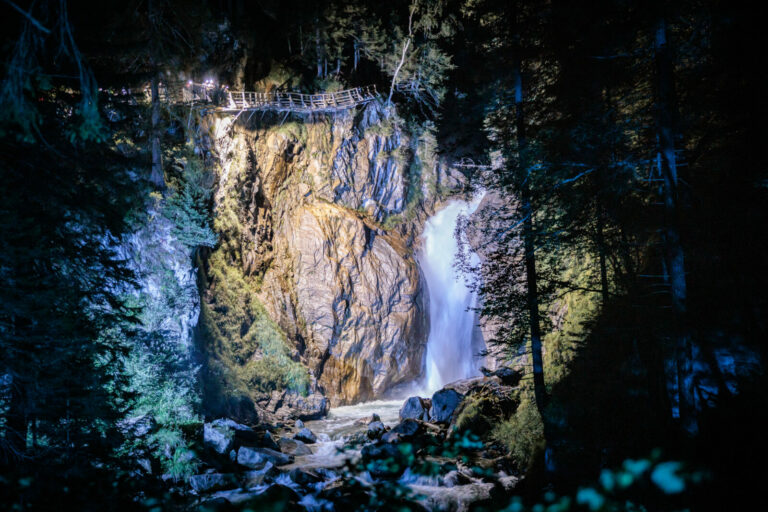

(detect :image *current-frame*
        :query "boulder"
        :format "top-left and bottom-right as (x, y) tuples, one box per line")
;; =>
(381, 418), (422, 443)
(259, 430), (281, 451)
(237, 446), (293, 469)
(289, 468), (323, 487)
(294, 427), (317, 444)
(429, 389), (464, 424)
(354, 413), (381, 425)
(481, 366), (522, 386)
(204, 418), (255, 455)
(283, 391), (330, 421)
(295, 419), (305, 429)
(279, 437), (313, 456)
(189, 473), (238, 494)
(241, 462), (278, 487)
(361, 442), (401, 462)
(203, 422), (233, 455)
(366, 421), (386, 440)
(399, 396), (430, 421)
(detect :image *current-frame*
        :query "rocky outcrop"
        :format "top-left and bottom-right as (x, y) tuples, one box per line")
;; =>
(118, 207), (201, 353)
(270, 201), (425, 403)
(204, 101), (467, 405)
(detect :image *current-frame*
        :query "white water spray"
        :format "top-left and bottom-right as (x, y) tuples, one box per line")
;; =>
(418, 193), (485, 394)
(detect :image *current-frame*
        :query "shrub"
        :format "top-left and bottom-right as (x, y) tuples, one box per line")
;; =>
(491, 395), (545, 470)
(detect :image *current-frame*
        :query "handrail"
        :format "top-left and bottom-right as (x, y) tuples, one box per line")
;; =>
(185, 83), (378, 113)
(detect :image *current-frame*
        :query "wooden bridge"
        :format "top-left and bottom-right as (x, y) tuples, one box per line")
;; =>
(181, 82), (379, 114)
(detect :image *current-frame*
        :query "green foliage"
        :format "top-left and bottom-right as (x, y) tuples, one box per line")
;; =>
(314, 76), (345, 93)
(543, 253), (601, 388)
(200, 250), (309, 397)
(122, 330), (200, 480)
(147, 427), (197, 481)
(500, 451), (706, 511)
(491, 395), (545, 470)
(275, 121), (308, 144)
(163, 145), (217, 249)
(347, 429), (486, 510)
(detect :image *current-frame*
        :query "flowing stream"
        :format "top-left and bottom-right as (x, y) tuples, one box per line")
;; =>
(418, 194), (485, 394)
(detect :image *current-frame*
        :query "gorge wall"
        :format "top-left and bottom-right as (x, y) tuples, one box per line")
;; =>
(199, 103), (467, 408)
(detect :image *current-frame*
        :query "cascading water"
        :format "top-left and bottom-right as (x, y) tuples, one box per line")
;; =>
(418, 193), (485, 394)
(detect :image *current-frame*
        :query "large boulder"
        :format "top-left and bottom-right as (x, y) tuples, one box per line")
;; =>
(289, 468), (324, 487)
(278, 437), (313, 456)
(204, 419), (243, 454)
(264, 390), (330, 422)
(294, 427), (317, 444)
(481, 366), (522, 386)
(204, 418), (273, 455)
(237, 446), (293, 469)
(399, 396), (430, 421)
(429, 389), (464, 424)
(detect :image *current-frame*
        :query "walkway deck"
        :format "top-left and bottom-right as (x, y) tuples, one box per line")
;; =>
(182, 83), (379, 114)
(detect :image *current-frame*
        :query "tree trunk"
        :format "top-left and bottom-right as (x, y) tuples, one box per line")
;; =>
(514, 59), (547, 414)
(315, 24), (322, 78)
(654, 17), (697, 436)
(387, 1), (416, 106)
(595, 195), (610, 304)
(149, 72), (164, 188)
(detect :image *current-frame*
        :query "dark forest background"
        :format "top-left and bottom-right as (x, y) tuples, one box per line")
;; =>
(1, 0), (766, 510)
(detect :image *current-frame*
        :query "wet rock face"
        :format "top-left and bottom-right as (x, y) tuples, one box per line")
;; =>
(276, 202), (426, 404)
(208, 103), (437, 406)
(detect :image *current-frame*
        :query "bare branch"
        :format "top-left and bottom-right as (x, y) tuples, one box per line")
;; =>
(3, 0), (51, 34)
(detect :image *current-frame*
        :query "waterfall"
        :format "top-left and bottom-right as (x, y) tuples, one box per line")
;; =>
(418, 193), (485, 394)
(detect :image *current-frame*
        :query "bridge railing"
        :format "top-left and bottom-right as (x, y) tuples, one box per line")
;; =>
(182, 83), (377, 112)
(225, 86), (378, 111)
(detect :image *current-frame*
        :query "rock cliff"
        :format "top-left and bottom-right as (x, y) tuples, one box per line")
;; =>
(202, 102), (464, 406)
